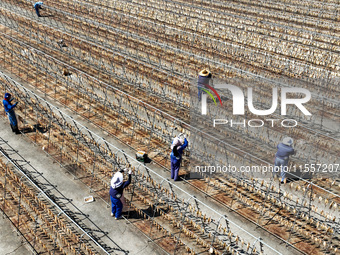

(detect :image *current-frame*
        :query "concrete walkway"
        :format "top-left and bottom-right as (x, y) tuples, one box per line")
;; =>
(0, 116), (165, 255)
(0, 214), (31, 255)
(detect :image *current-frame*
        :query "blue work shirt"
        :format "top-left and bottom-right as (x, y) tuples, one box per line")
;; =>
(170, 138), (188, 163)
(197, 74), (212, 89)
(3, 99), (17, 113)
(109, 174), (131, 198)
(275, 143), (294, 160)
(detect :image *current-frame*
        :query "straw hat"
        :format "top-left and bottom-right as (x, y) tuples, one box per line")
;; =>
(199, 69), (211, 77)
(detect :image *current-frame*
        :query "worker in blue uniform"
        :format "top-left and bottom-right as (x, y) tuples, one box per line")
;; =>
(109, 168), (132, 219)
(34, 2), (43, 17)
(197, 69), (212, 101)
(274, 137), (295, 183)
(3, 93), (20, 134)
(170, 135), (188, 181)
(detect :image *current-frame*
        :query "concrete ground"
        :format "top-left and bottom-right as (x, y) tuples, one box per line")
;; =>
(0, 213), (31, 255)
(0, 116), (166, 255)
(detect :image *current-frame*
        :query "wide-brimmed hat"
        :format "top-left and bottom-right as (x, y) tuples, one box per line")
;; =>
(199, 69), (211, 77)
(111, 172), (123, 189)
(171, 136), (183, 150)
(282, 137), (293, 146)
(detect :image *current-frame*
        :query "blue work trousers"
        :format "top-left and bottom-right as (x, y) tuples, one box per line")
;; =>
(110, 195), (123, 218)
(35, 5), (41, 17)
(198, 89), (202, 101)
(274, 157), (289, 182)
(6, 110), (17, 127)
(171, 159), (181, 181)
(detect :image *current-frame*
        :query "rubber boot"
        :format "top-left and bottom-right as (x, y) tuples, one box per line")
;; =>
(10, 124), (15, 132)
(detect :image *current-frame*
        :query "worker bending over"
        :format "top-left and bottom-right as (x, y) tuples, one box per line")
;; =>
(197, 69), (212, 101)
(34, 2), (43, 17)
(274, 137), (295, 183)
(109, 168), (132, 219)
(3, 93), (20, 134)
(170, 134), (188, 181)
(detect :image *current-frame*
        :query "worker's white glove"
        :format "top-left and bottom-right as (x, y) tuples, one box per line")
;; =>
(128, 169), (132, 175)
(183, 134), (187, 138)
(177, 133), (183, 138)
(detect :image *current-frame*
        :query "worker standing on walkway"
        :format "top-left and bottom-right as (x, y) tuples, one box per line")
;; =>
(274, 137), (295, 183)
(3, 93), (20, 134)
(197, 69), (212, 101)
(34, 2), (43, 17)
(109, 168), (132, 219)
(170, 134), (188, 181)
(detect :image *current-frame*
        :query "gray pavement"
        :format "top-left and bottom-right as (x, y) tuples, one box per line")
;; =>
(0, 116), (165, 255)
(0, 214), (31, 255)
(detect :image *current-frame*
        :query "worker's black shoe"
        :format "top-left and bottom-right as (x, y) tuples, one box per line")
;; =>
(13, 126), (20, 134)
